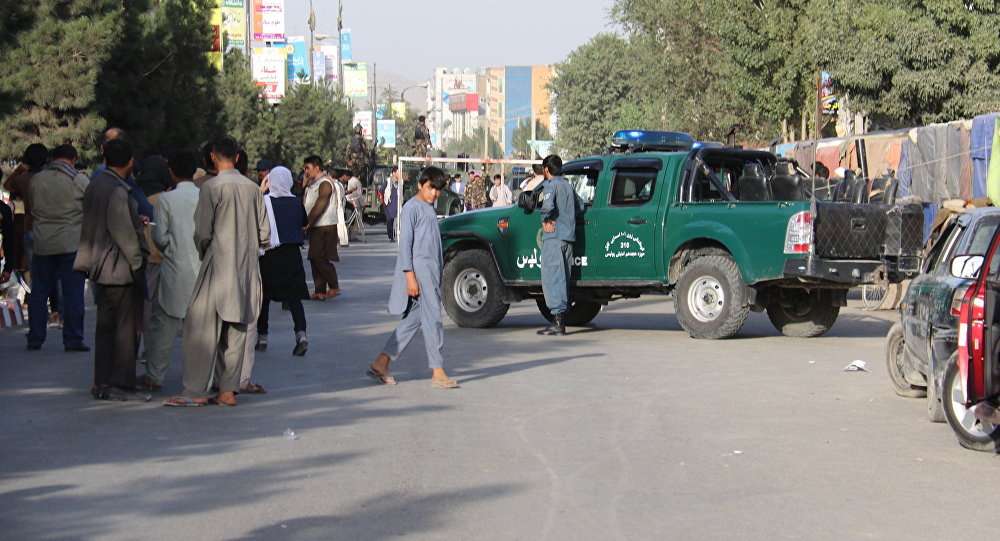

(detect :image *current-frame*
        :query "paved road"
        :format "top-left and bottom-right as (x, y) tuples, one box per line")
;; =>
(1, 231), (996, 540)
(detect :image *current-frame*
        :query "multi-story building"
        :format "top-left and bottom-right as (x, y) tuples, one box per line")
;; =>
(426, 65), (556, 157)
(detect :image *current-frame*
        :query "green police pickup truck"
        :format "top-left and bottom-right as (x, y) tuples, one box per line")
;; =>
(437, 130), (922, 339)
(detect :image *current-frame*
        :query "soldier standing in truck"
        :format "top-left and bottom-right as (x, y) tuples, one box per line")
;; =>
(413, 116), (430, 157)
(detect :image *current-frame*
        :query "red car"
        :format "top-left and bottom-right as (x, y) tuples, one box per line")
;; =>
(952, 241), (1000, 451)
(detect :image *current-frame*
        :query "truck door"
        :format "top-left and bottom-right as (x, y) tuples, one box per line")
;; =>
(594, 158), (662, 280)
(505, 160), (602, 282)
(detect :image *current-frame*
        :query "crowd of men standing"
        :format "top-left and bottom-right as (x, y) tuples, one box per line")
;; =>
(0, 129), (357, 406)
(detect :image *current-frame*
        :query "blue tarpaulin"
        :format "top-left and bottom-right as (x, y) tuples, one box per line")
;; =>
(971, 113), (997, 200)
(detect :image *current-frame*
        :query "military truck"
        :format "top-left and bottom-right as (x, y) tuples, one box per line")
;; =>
(437, 130), (923, 339)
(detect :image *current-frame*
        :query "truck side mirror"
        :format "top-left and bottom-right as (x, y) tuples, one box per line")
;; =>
(951, 255), (985, 279)
(518, 189), (542, 214)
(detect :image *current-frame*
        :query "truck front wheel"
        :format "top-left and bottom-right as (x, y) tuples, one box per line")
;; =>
(443, 249), (510, 328)
(674, 255), (750, 339)
(766, 290), (840, 337)
(535, 298), (602, 327)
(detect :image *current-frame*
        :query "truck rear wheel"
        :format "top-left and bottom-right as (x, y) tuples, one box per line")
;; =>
(766, 291), (840, 338)
(674, 254), (750, 339)
(535, 298), (602, 327)
(442, 249), (509, 328)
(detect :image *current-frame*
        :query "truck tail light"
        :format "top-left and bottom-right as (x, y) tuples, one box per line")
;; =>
(784, 211), (812, 254)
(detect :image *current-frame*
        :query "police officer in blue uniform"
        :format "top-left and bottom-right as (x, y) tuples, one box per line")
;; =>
(537, 154), (577, 336)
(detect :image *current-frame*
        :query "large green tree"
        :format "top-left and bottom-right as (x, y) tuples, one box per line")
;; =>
(0, 0), (120, 164)
(550, 33), (643, 157)
(811, 0), (1000, 129)
(217, 50), (279, 163)
(96, 0), (221, 154)
(272, 82), (353, 169)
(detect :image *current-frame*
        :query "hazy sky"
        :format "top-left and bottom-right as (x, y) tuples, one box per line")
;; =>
(282, 0), (617, 83)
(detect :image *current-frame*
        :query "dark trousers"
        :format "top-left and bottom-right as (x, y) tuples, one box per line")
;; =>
(27, 251), (85, 348)
(309, 258), (339, 293)
(258, 298), (306, 335)
(386, 217), (396, 241)
(93, 280), (144, 389)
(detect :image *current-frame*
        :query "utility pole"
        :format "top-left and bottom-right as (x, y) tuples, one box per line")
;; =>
(371, 62), (378, 149)
(812, 66), (822, 175)
(337, 0), (344, 96)
(530, 113), (537, 159)
(308, 0), (316, 84)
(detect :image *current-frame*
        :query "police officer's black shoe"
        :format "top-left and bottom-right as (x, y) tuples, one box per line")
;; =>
(537, 314), (566, 336)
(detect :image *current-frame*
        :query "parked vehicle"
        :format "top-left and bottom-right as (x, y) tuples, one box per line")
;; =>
(886, 208), (1000, 423)
(361, 165), (465, 223)
(437, 130), (924, 339)
(950, 224), (1000, 451)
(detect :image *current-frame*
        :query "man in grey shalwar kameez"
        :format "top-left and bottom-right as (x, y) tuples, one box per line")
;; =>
(367, 166), (458, 388)
(164, 136), (269, 407)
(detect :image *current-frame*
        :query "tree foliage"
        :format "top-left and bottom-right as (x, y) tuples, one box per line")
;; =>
(0, 1), (358, 173)
(445, 126), (503, 159)
(511, 118), (553, 158)
(550, 33), (642, 158)
(272, 82), (353, 169)
(552, 0), (1000, 154)
(0, 0), (120, 165)
(217, 49), (279, 163)
(96, 0), (221, 154)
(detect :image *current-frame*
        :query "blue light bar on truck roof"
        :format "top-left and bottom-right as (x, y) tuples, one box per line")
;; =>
(610, 130), (695, 151)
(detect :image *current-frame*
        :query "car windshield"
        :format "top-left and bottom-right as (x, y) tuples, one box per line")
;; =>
(967, 215), (1000, 255)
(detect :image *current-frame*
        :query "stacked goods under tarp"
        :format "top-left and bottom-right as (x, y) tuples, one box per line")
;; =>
(898, 120), (975, 240)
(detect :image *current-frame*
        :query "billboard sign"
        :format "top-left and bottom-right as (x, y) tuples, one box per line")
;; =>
(320, 45), (339, 83)
(221, 0), (246, 49)
(377, 120), (396, 148)
(252, 0), (285, 41)
(340, 28), (352, 61)
(252, 48), (286, 102)
(353, 111), (373, 139)
(285, 37), (308, 84)
(343, 62), (368, 98)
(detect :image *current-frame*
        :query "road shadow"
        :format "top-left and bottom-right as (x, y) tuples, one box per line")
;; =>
(232, 484), (521, 541)
(453, 354), (603, 385)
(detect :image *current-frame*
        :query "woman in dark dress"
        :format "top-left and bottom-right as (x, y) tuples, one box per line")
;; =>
(256, 166), (310, 355)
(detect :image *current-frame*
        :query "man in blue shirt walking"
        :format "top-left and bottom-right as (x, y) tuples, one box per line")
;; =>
(538, 154), (577, 336)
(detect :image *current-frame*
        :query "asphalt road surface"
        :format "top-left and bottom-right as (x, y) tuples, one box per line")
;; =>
(2, 231), (997, 540)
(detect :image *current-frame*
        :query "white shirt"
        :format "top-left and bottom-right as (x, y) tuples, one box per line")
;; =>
(345, 176), (362, 202)
(490, 183), (513, 207)
(304, 175), (340, 226)
(521, 174), (544, 192)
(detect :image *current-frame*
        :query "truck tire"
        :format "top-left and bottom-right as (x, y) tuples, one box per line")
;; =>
(442, 249), (510, 328)
(535, 298), (602, 327)
(942, 354), (1000, 452)
(884, 323), (927, 398)
(449, 201), (464, 216)
(674, 254), (750, 339)
(765, 291), (840, 338)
